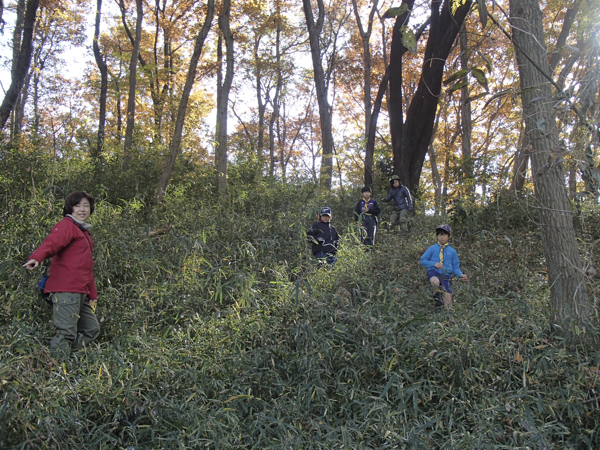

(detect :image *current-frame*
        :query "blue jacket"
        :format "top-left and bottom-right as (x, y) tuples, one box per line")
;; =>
(420, 243), (463, 278)
(354, 199), (380, 223)
(307, 221), (340, 255)
(382, 186), (412, 211)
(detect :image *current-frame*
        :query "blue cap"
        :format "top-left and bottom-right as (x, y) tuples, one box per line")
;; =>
(436, 224), (451, 234)
(320, 206), (332, 216)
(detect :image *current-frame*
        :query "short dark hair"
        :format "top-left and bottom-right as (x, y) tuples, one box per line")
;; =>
(361, 186), (372, 193)
(63, 191), (95, 216)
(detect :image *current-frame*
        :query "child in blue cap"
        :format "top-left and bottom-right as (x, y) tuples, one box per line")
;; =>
(354, 186), (380, 247)
(307, 206), (340, 266)
(420, 224), (468, 311)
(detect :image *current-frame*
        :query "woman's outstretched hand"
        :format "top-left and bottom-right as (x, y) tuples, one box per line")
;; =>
(22, 259), (39, 270)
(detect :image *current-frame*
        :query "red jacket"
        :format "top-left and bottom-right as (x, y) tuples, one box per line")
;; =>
(29, 217), (97, 300)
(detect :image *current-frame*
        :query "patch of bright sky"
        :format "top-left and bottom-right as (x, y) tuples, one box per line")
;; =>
(0, 1), (104, 91)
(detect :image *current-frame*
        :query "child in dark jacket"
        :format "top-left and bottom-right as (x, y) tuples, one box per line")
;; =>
(23, 191), (100, 358)
(307, 206), (340, 266)
(381, 175), (412, 232)
(420, 224), (468, 312)
(354, 186), (380, 247)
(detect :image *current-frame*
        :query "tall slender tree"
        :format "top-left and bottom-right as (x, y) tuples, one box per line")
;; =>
(120, 0), (143, 169)
(459, 23), (473, 196)
(509, 0), (591, 328)
(93, 0), (108, 162)
(215, 0), (234, 197)
(350, 0), (379, 186)
(0, 0), (40, 131)
(302, 0), (334, 190)
(156, 0), (215, 203)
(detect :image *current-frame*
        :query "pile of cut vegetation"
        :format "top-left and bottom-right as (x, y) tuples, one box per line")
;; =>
(1, 186), (599, 448)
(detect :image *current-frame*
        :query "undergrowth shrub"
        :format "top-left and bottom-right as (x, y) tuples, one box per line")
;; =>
(1, 183), (599, 448)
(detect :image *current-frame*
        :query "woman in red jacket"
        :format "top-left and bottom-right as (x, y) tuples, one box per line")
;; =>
(23, 191), (100, 358)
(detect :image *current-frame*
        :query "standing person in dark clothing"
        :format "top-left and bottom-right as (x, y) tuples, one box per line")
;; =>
(307, 206), (340, 266)
(381, 175), (412, 233)
(354, 186), (380, 248)
(22, 191), (100, 359)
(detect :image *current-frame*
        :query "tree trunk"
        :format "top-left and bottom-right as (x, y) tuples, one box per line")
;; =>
(155, 0), (214, 204)
(390, 0), (472, 193)
(429, 144), (442, 216)
(0, 0), (39, 131)
(429, 107), (443, 216)
(215, 0), (234, 198)
(510, 0), (582, 193)
(388, 0), (416, 184)
(12, 69), (30, 140)
(93, 0), (108, 162)
(510, 0), (591, 329)
(351, 0), (378, 187)
(459, 23), (473, 196)
(122, 0), (143, 169)
(268, 18), (283, 177)
(510, 121), (529, 192)
(302, 0), (333, 190)
(119, 0), (169, 144)
(254, 35), (265, 163)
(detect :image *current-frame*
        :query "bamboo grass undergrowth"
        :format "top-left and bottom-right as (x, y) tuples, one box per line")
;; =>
(1, 186), (599, 448)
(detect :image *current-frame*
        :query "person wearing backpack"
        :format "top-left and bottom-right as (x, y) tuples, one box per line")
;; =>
(381, 175), (412, 233)
(354, 186), (380, 247)
(23, 191), (100, 358)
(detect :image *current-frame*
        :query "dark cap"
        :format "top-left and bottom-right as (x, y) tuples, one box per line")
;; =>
(436, 224), (451, 234)
(319, 206), (332, 216)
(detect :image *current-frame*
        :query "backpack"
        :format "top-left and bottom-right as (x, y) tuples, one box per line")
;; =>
(36, 275), (52, 306)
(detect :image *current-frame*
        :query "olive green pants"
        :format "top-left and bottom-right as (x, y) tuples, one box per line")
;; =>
(389, 208), (410, 232)
(50, 292), (100, 357)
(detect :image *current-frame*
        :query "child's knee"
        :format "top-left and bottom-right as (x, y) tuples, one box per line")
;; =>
(429, 277), (440, 287)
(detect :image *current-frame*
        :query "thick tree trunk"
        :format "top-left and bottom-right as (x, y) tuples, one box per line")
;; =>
(122, 0), (143, 169)
(390, 0), (472, 193)
(388, 0), (416, 184)
(93, 0), (108, 162)
(510, 0), (582, 193)
(155, 0), (214, 204)
(215, 0), (234, 198)
(302, 0), (333, 190)
(0, 0), (39, 131)
(510, 0), (591, 328)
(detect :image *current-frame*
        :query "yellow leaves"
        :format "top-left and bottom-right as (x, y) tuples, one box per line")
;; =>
(515, 352), (523, 363)
(450, 0), (469, 16)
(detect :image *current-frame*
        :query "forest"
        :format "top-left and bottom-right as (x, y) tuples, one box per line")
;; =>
(1, 0), (600, 447)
